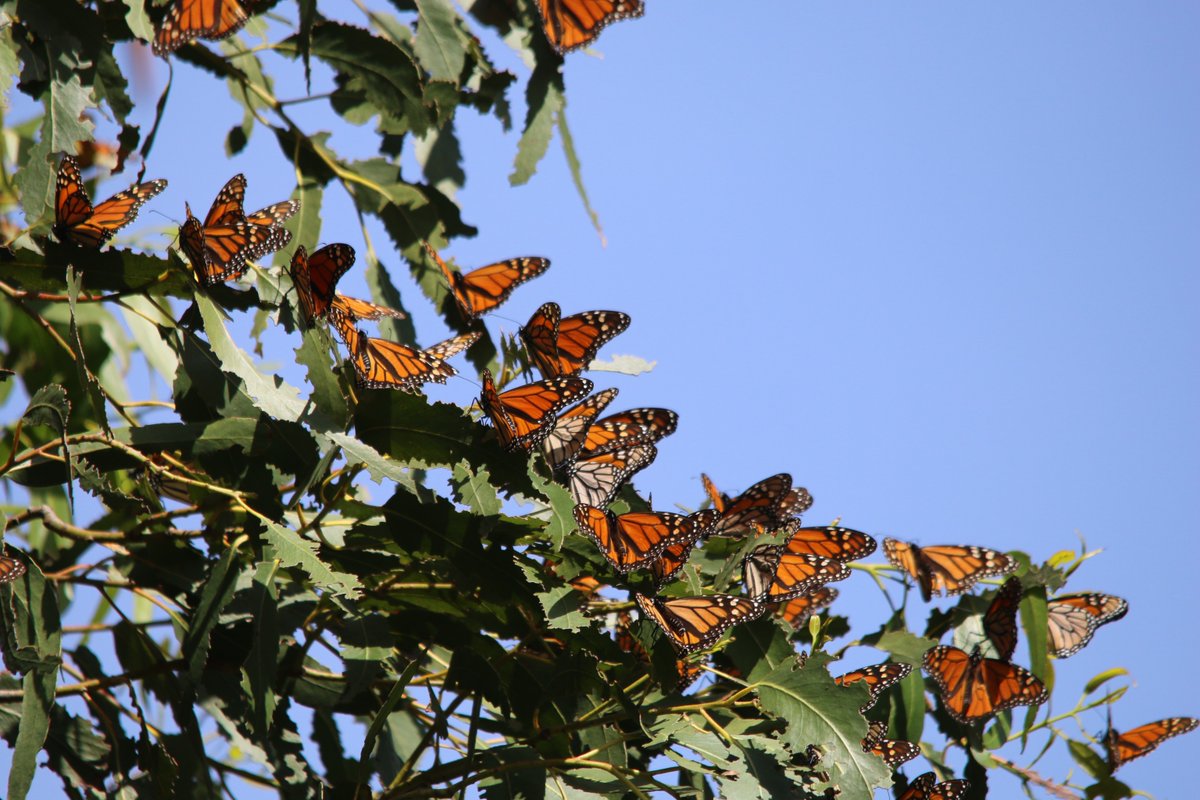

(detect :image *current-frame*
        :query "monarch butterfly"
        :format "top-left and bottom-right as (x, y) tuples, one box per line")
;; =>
(773, 587), (838, 629)
(897, 772), (971, 800)
(0, 554), (26, 584)
(742, 545), (850, 603)
(635, 592), (762, 655)
(181, 175), (295, 285)
(783, 523), (878, 562)
(425, 242), (550, 319)
(331, 313), (460, 392)
(834, 662), (913, 712)
(534, 0), (645, 53)
(573, 504), (699, 573)
(1105, 717), (1198, 771)
(882, 538), (1017, 602)
(290, 244), (354, 323)
(479, 370), (592, 452)
(1046, 592), (1128, 658)
(541, 388), (619, 469)
(704, 473), (795, 538)
(982, 576), (1023, 662)
(521, 302), (631, 378)
(648, 509), (719, 587)
(776, 484), (814, 518)
(329, 294), (406, 323)
(861, 720), (920, 768)
(420, 332), (481, 362)
(922, 645), (1047, 724)
(153, 0), (252, 55)
(54, 156), (167, 248)
(566, 443), (655, 508)
(578, 407), (678, 458)
(615, 610), (705, 691)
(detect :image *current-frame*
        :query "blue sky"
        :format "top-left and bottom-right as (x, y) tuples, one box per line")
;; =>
(7, 1), (1199, 797)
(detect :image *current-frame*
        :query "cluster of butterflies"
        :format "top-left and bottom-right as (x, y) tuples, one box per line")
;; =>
(42, 158), (1199, 787)
(149, 0), (645, 57)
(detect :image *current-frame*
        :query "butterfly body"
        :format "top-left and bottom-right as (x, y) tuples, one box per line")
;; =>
(54, 156), (166, 248)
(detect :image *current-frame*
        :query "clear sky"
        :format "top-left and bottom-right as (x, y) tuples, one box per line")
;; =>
(7, 2), (1199, 797)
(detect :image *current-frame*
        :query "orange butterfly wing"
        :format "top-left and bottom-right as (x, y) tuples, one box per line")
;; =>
(580, 407), (678, 457)
(923, 645), (1046, 723)
(535, 0), (645, 53)
(204, 173), (247, 226)
(647, 509), (717, 587)
(898, 773), (970, 800)
(54, 157), (166, 248)
(773, 587), (838, 629)
(701, 473), (728, 513)
(706, 473), (793, 538)
(1046, 593), (1128, 658)
(883, 538), (1016, 601)
(834, 662), (913, 712)
(861, 720), (920, 768)
(783, 524), (877, 562)
(574, 505), (696, 572)
(480, 370), (592, 451)
(154, 0), (251, 55)
(545, 309), (630, 376)
(0, 554), (26, 584)
(635, 592), (761, 655)
(541, 388), (619, 469)
(742, 545), (849, 603)
(328, 294), (406, 322)
(1106, 717), (1198, 771)
(520, 302), (563, 377)
(290, 244), (355, 323)
(428, 244), (549, 319)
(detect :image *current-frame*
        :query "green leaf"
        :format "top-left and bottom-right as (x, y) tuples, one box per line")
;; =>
(872, 629), (937, 666)
(262, 520), (363, 599)
(556, 106), (604, 242)
(752, 652), (891, 799)
(22, 75), (97, 224)
(414, 0), (468, 82)
(1067, 738), (1107, 779)
(241, 561), (281, 737)
(453, 462), (502, 515)
(511, 60), (562, 185)
(182, 545), (243, 683)
(121, 0), (154, 42)
(1084, 667), (1128, 696)
(66, 267), (110, 436)
(359, 660), (420, 782)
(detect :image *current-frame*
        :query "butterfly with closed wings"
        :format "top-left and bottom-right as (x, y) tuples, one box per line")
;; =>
(635, 592), (762, 655)
(566, 443), (656, 508)
(479, 370), (592, 452)
(1046, 592), (1128, 658)
(861, 720), (920, 768)
(521, 302), (631, 378)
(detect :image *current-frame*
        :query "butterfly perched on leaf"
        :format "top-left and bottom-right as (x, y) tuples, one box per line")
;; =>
(520, 302), (630, 378)
(153, 0), (253, 55)
(331, 313), (471, 393)
(883, 538), (1017, 602)
(53, 156), (166, 248)
(782, 522), (877, 562)
(534, 0), (645, 53)
(834, 662), (913, 712)
(773, 587), (838, 629)
(704, 473), (796, 538)
(861, 720), (920, 768)
(566, 443), (655, 508)
(578, 407), (677, 459)
(573, 504), (701, 574)
(635, 592), (762, 655)
(1046, 592), (1128, 658)
(479, 370), (592, 452)
(896, 772), (971, 800)
(180, 174), (296, 286)
(0, 554), (26, 584)
(982, 576), (1023, 661)
(1105, 717), (1198, 771)
(541, 388), (619, 469)
(922, 645), (1047, 724)
(741, 544), (849, 603)
(425, 242), (549, 320)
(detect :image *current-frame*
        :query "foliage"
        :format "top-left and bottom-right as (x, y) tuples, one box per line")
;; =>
(0, 2), (1185, 799)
